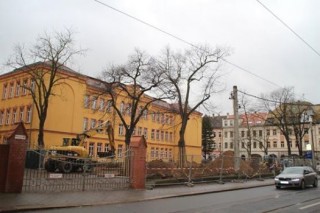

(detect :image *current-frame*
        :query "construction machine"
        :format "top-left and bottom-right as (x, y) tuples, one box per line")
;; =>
(44, 120), (115, 173)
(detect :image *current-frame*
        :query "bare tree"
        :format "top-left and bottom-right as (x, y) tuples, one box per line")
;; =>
(239, 94), (269, 158)
(157, 45), (228, 165)
(7, 29), (84, 148)
(289, 101), (313, 156)
(99, 49), (169, 148)
(261, 87), (296, 156)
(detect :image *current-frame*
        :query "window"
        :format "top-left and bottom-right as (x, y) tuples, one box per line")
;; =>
(156, 130), (160, 140)
(169, 132), (173, 142)
(273, 141), (277, 148)
(22, 79), (28, 95)
(267, 142), (270, 148)
(97, 143), (102, 153)
(273, 129), (277, 135)
(26, 106), (32, 123)
(120, 102), (125, 115)
(229, 120), (234, 126)
(30, 79), (35, 92)
(230, 142), (233, 149)
(253, 130), (256, 137)
(9, 83), (14, 98)
(151, 111), (155, 122)
(160, 131), (164, 141)
(0, 110), (4, 125)
(156, 112), (160, 123)
(281, 141), (285, 148)
(106, 100), (113, 112)
(253, 141), (257, 149)
(99, 98), (105, 111)
(89, 143), (94, 156)
(5, 109), (11, 125)
(157, 147), (160, 158)
(218, 132), (221, 137)
(138, 127), (142, 136)
(151, 147), (155, 158)
(230, 131), (233, 138)
(12, 108), (17, 124)
(15, 81), (20, 97)
(161, 114), (165, 124)
(83, 118), (88, 130)
(259, 130), (262, 137)
(224, 142), (228, 149)
(266, 129), (270, 136)
(2, 84), (8, 99)
(126, 103), (132, 115)
(241, 131), (245, 137)
(118, 124), (124, 136)
(91, 97), (97, 110)
(165, 131), (168, 141)
(104, 143), (109, 152)
(91, 119), (96, 129)
(224, 131), (228, 138)
(143, 109), (148, 120)
(84, 95), (89, 108)
(224, 120), (228, 127)
(118, 145), (123, 158)
(143, 128), (148, 139)
(19, 107), (25, 122)
(151, 129), (155, 140)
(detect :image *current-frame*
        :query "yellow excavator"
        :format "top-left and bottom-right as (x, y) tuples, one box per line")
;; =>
(44, 120), (115, 173)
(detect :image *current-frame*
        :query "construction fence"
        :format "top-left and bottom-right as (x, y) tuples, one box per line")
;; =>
(146, 152), (314, 187)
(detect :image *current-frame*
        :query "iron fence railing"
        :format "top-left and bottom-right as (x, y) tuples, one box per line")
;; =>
(23, 149), (131, 192)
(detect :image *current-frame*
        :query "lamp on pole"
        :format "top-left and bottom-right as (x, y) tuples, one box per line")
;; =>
(306, 110), (316, 170)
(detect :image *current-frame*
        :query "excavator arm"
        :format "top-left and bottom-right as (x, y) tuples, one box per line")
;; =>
(76, 120), (115, 155)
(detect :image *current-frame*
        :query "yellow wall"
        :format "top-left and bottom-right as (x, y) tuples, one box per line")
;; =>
(0, 64), (203, 163)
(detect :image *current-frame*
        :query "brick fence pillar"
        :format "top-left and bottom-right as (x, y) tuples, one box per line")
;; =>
(1, 122), (28, 193)
(129, 136), (147, 189)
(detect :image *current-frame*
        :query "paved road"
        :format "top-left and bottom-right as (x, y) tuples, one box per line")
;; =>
(25, 185), (320, 213)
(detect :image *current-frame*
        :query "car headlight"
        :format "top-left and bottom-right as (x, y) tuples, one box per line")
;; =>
(274, 177), (279, 181)
(291, 178), (300, 181)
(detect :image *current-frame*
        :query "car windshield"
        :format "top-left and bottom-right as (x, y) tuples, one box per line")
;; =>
(281, 167), (303, 174)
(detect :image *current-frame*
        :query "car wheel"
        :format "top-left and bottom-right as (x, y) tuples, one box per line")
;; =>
(276, 185), (281, 189)
(313, 179), (318, 187)
(300, 180), (305, 189)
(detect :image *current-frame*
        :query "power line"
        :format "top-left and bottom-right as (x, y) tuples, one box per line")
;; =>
(256, 0), (320, 57)
(238, 90), (313, 106)
(93, 0), (281, 88)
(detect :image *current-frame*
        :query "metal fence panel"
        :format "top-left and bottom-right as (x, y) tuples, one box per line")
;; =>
(23, 150), (131, 192)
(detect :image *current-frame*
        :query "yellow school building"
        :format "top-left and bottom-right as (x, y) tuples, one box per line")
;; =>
(0, 62), (202, 162)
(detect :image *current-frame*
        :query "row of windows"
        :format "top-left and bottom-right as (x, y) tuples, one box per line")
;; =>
(84, 95), (174, 125)
(82, 118), (174, 142)
(223, 140), (311, 149)
(84, 142), (124, 158)
(221, 128), (309, 139)
(150, 147), (173, 160)
(2, 78), (35, 100)
(0, 106), (32, 126)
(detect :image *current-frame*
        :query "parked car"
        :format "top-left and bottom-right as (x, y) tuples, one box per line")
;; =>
(274, 166), (318, 189)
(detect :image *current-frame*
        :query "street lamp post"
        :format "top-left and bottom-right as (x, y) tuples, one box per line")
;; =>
(307, 110), (316, 170)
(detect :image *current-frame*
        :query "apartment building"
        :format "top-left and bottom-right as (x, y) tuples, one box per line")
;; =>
(0, 62), (202, 162)
(212, 110), (320, 159)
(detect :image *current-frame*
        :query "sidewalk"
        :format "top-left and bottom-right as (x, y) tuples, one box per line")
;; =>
(0, 179), (274, 212)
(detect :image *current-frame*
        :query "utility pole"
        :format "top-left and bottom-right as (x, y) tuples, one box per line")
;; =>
(231, 86), (240, 171)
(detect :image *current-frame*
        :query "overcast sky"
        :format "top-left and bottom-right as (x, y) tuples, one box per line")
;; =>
(1, 0), (319, 114)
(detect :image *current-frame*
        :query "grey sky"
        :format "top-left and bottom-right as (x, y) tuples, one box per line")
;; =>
(1, 0), (319, 114)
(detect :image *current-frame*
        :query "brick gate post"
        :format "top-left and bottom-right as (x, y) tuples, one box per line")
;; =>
(129, 136), (147, 189)
(3, 122), (28, 193)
